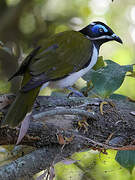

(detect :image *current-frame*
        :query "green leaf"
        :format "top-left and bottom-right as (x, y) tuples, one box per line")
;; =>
(115, 150), (135, 173)
(83, 60), (133, 98)
(92, 56), (105, 71)
(110, 94), (128, 101)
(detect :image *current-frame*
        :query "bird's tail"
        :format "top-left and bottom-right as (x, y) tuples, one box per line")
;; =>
(2, 87), (40, 127)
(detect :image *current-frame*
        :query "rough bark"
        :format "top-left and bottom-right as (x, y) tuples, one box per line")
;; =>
(0, 94), (135, 179)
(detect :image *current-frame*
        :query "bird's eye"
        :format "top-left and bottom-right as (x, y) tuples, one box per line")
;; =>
(99, 28), (104, 33)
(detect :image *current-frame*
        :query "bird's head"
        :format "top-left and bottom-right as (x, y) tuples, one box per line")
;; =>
(80, 21), (122, 46)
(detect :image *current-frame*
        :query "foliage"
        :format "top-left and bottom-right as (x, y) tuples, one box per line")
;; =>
(83, 59), (134, 98)
(116, 151), (135, 173)
(55, 150), (135, 180)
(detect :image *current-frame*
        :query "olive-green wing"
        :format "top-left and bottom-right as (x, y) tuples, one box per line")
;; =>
(22, 31), (93, 92)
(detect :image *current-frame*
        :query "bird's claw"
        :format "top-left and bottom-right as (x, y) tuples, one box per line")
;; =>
(78, 117), (89, 132)
(100, 101), (116, 115)
(100, 101), (108, 115)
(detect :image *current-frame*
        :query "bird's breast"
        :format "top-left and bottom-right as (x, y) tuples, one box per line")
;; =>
(40, 44), (98, 90)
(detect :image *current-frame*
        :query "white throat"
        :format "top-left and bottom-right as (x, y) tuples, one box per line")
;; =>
(41, 44), (98, 89)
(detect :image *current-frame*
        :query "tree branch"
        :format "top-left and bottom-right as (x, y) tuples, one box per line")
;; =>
(0, 95), (135, 179)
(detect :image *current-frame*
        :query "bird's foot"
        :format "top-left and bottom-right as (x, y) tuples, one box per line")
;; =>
(67, 87), (84, 98)
(100, 101), (108, 115)
(78, 117), (89, 132)
(100, 100), (115, 115)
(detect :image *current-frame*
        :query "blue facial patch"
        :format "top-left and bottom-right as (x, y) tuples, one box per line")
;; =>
(91, 24), (108, 35)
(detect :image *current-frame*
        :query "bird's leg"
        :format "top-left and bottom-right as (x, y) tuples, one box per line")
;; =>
(67, 87), (89, 130)
(66, 87), (89, 131)
(66, 86), (84, 97)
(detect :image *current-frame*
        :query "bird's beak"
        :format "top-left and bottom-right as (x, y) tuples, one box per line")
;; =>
(111, 34), (123, 44)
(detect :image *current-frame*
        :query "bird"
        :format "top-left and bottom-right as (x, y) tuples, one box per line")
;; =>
(2, 21), (122, 127)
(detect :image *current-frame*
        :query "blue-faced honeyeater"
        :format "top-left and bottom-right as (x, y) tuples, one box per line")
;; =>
(2, 21), (122, 127)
